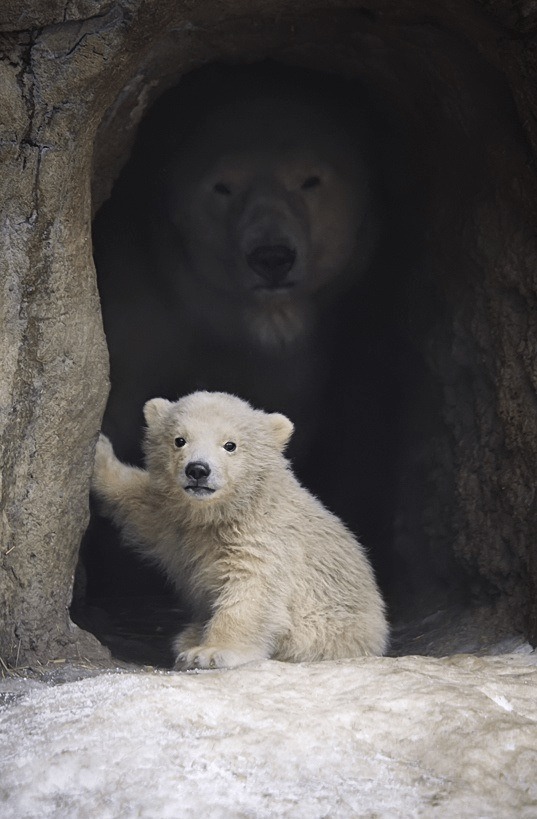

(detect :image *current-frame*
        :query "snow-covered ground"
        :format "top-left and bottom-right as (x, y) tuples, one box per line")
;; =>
(2, 650), (537, 818)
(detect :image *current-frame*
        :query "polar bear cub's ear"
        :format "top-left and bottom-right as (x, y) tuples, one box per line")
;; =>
(144, 397), (173, 426)
(268, 412), (294, 450)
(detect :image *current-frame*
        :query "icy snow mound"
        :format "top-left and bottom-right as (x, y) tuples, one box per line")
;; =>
(1, 654), (537, 818)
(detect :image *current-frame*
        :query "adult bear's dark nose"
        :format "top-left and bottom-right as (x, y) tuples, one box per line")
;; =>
(247, 245), (296, 287)
(185, 461), (211, 481)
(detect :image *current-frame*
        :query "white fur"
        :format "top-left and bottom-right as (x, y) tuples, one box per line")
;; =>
(92, 391), (388, 669)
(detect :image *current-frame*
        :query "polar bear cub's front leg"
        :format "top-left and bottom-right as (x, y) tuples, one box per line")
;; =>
(92, 433), (143, 497)
(91, 433), (153, 544)
(173, 587), (276, 670)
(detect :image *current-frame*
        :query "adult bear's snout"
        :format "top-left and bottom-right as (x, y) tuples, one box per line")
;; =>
(247, 245), (296, 287)
(185, 461), (211, 481)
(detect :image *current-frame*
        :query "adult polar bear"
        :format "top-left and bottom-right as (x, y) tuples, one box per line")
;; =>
(94, 62), (380, 468)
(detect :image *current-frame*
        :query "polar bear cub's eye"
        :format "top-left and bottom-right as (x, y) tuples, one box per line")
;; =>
(301, 175), (321, 190)
(174, 437), (186, 448)
(223, 441), (236, 452)
(213, 182), (232, 196)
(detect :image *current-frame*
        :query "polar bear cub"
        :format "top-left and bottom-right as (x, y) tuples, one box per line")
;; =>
(92, 391), (388, 668)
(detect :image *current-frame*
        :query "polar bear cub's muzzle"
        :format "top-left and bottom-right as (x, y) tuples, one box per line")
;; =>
(183, 459), (218, 498)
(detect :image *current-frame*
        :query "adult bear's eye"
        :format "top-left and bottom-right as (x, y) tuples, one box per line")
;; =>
(301, 175), (321, 190)
(213, 182), (232, 195)
(174, 437), (186, 448)
(223, 441), (236, 452)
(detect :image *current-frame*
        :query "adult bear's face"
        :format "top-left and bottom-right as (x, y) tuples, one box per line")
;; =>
(165, 96), (374, 309)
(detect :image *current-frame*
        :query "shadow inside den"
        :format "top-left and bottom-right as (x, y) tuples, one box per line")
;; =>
(72, 56), (531, 666)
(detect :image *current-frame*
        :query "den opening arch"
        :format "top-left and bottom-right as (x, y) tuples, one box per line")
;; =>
(1, 1), (535, 670)
(76, 9), (537, 665)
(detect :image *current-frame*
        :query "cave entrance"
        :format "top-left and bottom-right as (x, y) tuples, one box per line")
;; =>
(73, 15), (535, 665)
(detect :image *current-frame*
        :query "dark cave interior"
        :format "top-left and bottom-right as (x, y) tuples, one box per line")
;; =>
(72, 11), (535, 666)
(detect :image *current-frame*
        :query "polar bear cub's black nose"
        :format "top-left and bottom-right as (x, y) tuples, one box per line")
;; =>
(247, 244), (296, 286)
(185, 461), (211, 481)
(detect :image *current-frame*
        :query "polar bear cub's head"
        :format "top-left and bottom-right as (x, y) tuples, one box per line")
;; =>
(143, 391), (294, 506)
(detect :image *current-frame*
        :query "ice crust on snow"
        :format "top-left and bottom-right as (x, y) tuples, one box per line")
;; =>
(1, 653), (537, 818)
